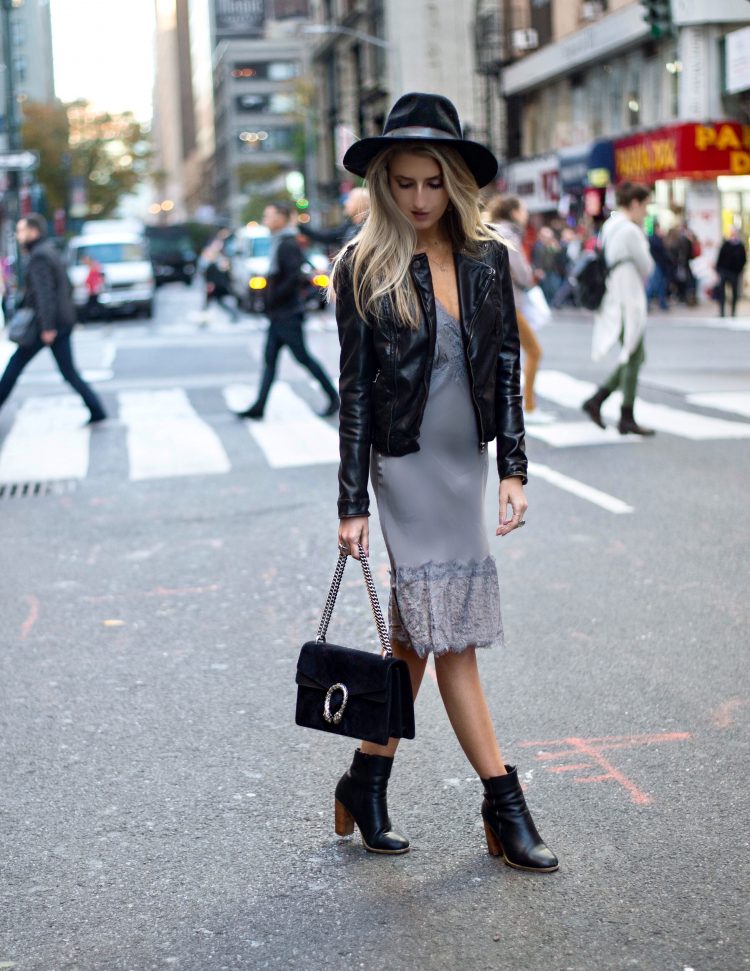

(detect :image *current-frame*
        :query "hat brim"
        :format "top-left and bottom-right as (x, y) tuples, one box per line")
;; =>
(342, 136), (498, 189)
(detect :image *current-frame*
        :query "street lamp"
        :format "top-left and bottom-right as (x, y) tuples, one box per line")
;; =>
(302, 23), (391, 50)
(302, 23), (401, 92)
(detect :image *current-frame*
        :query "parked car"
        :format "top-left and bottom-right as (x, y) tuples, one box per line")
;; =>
(228, 225), (330, 313)
(145, 226), (197, 286)
(68, 233), (156, 319)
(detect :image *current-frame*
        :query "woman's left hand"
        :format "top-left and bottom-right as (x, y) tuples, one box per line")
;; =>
(496, 476), (527, 537)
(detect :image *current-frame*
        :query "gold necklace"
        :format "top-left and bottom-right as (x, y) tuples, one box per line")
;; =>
(423, 238), (451, 272)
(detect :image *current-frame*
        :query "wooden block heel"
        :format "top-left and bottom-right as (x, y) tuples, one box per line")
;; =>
(483, 820), (503, 857)
(334, 799), (355, 837)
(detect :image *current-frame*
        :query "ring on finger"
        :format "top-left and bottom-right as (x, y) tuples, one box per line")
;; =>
(338, 543), (350, 554)
(517, 520), (526, 528)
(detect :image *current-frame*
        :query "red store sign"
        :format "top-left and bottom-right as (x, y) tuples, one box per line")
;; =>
(614, 122), (750, 183)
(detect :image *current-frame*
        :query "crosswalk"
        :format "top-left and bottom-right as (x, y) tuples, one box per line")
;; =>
(530, 370), (750, 445)
(1, 372), (749, 515)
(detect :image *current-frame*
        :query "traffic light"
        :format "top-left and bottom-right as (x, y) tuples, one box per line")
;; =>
(641, 0), (674, 39)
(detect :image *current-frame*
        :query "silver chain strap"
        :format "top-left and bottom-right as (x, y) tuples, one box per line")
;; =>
(315, 544), (392, 657)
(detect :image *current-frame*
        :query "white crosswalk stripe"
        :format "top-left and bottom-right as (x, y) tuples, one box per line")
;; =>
(119, 389), (231, 481)
(0, 395), (90, 483)
(223, 382), (340, 468)
(1, 372), (748, 494)
(535, 370), (750, 441)
(686, 391), (750, 420)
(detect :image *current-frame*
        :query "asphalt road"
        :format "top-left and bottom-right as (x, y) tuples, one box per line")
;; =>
(1, 284), (748, 971)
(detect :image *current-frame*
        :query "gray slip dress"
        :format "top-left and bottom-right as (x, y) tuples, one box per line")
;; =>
(370, 299), (503, 658)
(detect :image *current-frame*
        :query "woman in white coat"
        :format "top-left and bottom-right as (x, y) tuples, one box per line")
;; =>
(582, 182), (655, 435)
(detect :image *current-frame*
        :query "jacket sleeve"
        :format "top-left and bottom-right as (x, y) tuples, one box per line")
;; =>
(334, 257), (375, 518)
(631, 227), (655, 280)
(299, 221), (348, 246)
(27, 252), (58, 331)
(272, 238), (304, 306)
(494, 243), (528, 484)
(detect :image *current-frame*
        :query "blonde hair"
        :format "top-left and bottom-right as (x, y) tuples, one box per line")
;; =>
(332, 143), (496, 329)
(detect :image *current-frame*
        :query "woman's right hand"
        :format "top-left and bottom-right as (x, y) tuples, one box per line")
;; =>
(338, 516), (369, 559)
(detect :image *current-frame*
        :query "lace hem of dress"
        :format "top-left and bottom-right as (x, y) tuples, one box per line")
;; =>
(389, 555), (503, 658)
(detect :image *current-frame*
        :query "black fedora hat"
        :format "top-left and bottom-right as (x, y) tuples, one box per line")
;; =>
(342, 92), (498, 188)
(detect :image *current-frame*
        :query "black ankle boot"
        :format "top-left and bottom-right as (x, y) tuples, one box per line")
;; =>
(581, 387), (610, 429)
(334, 750), (409, 854)
(481, 766), (558, 872)
(618, 405), (655, 436)
(235, 402), (264, 420)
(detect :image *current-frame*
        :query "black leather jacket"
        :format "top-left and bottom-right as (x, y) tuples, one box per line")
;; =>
(336, 238), (527, 518)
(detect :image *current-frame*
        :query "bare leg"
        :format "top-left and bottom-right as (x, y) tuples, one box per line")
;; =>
(434, 647), (506, 779)
(516, 310), (542, 413)
(360, 638), (428, 758)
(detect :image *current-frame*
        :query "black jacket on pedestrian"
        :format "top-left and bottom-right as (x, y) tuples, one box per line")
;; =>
(264, 235), (304, 318)
(23, 238), (76, 335)
(335, 238), (527, 519)
(716, 239), (747, 275)
(205, 259), (233, 295)
(649, 234), (674, 276)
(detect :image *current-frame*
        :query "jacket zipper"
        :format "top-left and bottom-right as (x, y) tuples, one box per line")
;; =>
(463, 271), (494, 450)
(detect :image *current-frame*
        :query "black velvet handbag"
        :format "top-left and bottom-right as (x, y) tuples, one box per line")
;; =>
(295, 545), (415, 745)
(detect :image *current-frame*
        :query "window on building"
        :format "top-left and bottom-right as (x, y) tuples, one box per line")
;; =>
(231, 61), (299, 81)
(272, 0), (310, 17)
(13, 54), (26, 84)
(531, 0), (552, 48)
(236, 92), (297, 114)
(11, 20), (25, 47)
(627, 91), (640, 128)
(268, 61), (299, 81)
(237, 126), (297, 152)
(236, 93), (269, 112)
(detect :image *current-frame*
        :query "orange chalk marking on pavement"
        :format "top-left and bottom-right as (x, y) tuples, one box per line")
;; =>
(519, 732), (692, 806)
(712, 698), (748, 729)
(148, 584), (220, 597)
(20, 595), (39, 640)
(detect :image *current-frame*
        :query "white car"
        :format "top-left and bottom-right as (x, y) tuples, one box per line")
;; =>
(68, 232), (155, 318)
(228, 226), (330, 313)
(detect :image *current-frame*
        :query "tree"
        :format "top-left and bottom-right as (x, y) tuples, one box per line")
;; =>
(20, 101), (70, 212)
(21, 100), (151, 220)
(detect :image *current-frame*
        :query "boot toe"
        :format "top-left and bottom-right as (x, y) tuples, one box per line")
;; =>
(363, 829), (410, 854)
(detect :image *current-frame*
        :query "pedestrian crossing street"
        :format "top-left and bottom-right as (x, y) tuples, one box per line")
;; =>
(1, 372), (749, 506)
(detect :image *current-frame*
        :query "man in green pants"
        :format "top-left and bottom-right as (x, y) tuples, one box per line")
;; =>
(582, 182), (655, 436)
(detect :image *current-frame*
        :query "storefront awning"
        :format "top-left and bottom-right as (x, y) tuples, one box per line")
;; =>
(613, 122), (750, 183)
(558, 140), (614, 192)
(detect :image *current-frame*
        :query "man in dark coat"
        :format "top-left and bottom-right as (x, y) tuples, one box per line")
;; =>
(235, 202), (339, 419)
(0, 214), (107, 423)
(715, 227), (747, 317)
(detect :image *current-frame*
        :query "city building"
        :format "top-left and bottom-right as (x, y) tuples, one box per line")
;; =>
(0, 0), (55, 255)
(0, 0), (55, 144)
(484, 0), (750, 268)
(153, 0), (197, 221)
(155, 0), (312, 224)
(309, 0), (480, 214)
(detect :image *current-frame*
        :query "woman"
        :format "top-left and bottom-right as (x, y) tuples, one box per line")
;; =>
(581, 182), (655, 436)
(487, 195), (544, 418)
(330, 93), (558, 873)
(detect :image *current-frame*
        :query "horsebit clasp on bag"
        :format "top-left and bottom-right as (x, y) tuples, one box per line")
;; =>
(323, 683), (349, 725)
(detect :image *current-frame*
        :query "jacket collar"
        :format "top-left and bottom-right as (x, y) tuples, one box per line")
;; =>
(410, 248), (495, 332)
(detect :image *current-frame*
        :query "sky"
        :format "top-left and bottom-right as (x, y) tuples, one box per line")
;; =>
(50, 0), (155, 121)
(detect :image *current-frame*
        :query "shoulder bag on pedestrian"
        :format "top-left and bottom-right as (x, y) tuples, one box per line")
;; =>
(7, 308), (37, 348)
(295, 546), (415, 745)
